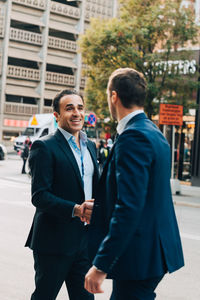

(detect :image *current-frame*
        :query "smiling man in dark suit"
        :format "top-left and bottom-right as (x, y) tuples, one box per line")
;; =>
(25, 89), (99, 300)
(85, 68), (184, 300)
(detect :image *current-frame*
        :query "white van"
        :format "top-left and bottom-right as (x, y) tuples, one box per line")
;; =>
(14, 114), (58, 152)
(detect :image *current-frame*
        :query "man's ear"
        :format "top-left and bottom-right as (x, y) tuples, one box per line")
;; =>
(53, 111), (59, 122)
(111, 91), (118, 104)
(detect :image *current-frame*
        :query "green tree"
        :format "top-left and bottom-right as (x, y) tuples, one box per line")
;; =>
(79, 0), (199, 121)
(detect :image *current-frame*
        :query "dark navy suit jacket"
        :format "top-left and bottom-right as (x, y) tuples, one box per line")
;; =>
(89, 113), (184, 280)
(25, 129), (99, 255)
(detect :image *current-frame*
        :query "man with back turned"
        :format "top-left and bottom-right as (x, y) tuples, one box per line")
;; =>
(85, 68), (184, 300)
(25, 89), (99, 300)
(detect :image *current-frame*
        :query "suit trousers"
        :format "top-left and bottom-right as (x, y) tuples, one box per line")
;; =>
(21, 158), (27, 174)
(31, 247), (94, 300)
(110, 275), (164, 300)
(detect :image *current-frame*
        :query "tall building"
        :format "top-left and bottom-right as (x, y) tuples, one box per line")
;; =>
(0, 0), (117, 142)
(182, 0), (200, 23)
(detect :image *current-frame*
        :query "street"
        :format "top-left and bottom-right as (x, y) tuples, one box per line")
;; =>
(0, 155), (200, 300)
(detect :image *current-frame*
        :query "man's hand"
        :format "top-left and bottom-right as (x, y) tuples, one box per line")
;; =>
(74, 199), (94, 224)
(85, 266), (107, 294)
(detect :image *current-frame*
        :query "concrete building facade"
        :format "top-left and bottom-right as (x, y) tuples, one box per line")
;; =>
(0, 0), (117, 142)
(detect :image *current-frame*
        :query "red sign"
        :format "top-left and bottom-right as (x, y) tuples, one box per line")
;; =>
(159, 104), (183, 126)
(4, 119), (29, 127)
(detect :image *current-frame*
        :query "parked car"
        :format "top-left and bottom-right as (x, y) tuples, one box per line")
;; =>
(0, 143), (7, 160)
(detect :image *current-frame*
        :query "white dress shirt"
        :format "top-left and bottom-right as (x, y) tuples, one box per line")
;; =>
(116, 110), (144, 135)
(58, 127), (94, 201)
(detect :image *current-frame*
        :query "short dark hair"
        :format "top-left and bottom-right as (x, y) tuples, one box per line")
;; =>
(107, 68), (146, 108)
(53, 89), (83, 113)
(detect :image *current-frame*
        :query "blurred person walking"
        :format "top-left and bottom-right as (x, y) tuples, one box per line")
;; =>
(25, 89), (99, 300)
(97, 140), (109, 173)
(21, 139), (30, 174)
(106, 138), (113, 153)
(85, 68), (184, 300)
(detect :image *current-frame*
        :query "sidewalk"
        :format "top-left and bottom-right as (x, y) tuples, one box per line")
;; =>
(6, 145), (16, 155)
(3, 152), (200, 207)
(173, 184), (200, 208)
(0, 153), (31, 185)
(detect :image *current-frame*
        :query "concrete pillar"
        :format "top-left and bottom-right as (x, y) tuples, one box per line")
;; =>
(112, 0), (118, 17)
(0, 0), (12, 142)
(36, 0), (51, 113)
(75, 0), (85, 93)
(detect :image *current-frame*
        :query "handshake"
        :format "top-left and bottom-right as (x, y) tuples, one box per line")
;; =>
(74, 199), (94, 224)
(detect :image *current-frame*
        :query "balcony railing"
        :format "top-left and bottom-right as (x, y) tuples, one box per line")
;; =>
(9, 28), (77, 51)
(7, 66), (75, 86)
(12, 0), (46, 10)
(46, 71), (75, 86)
(80, 77), (86, 88)
(43, 106), (53, 113)
(48, 36), (77, 52)
(50, 1), (80, 19)
(85, 3), (112, 21)
(10, 28), (43, 45)
(7, 65), (40, 81)
(4, 102), (38, 116)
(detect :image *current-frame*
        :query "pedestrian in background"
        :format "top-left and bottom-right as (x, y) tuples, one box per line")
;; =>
(97, 140), (109, 173)
(21, 139), (30, 174)
(106, 138), (113, 153)
(85, 68), (184, 300)
(25, 89), (99, 300)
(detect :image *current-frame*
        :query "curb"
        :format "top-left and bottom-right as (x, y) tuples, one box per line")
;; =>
(173, 200), (200, 208)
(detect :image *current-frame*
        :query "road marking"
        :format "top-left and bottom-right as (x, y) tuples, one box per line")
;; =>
(181, 232), (200, 241)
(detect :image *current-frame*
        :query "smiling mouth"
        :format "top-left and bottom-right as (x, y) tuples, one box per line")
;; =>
(71, 119), (82, 123)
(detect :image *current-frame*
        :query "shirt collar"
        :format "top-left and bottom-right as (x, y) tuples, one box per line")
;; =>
(58, 127), (87, 143)
(116, 109), (144, 135)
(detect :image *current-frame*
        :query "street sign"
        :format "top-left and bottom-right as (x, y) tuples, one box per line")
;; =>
(87, 113), (97, 126)
(159, 104), (183, 126)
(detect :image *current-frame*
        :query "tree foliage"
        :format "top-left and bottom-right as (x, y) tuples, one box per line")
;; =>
(79, 0), (199, 120)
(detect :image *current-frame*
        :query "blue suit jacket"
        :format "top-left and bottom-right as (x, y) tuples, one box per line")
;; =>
(25, 129), (99, 255)
(89, 113), (184, 280)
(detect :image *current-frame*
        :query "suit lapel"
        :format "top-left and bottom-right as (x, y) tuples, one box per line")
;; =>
(99, 113), (147, 183)
(54, 129), (84, 190)
(87, 141), (99, 196)
(125, 112), (147, 129)
(87, 141), (99, 177)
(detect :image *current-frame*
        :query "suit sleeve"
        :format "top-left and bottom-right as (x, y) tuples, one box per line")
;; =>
(93, 129), (154, 273)
(29, 140), (75, 220)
